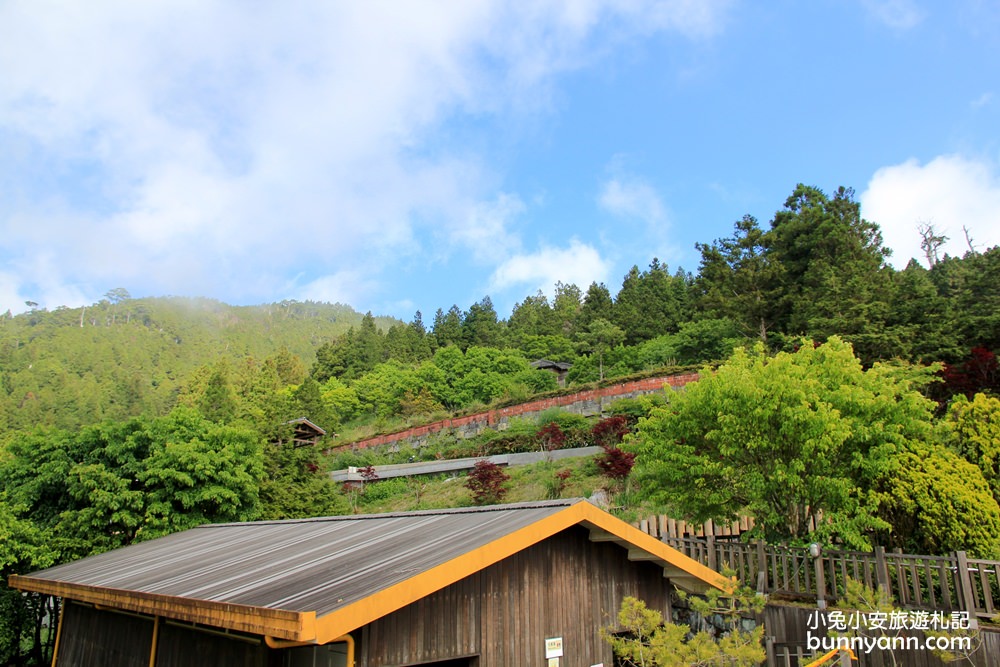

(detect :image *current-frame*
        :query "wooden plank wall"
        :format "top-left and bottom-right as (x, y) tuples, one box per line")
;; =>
(155, 621), (269, 667)
(359, 526), (674, 667)
(55, 602), (153, 667)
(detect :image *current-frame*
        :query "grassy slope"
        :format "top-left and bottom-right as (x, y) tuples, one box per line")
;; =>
(350, 454), (607, 514)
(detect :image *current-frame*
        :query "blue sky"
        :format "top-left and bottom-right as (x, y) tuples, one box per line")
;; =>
(1, 1), (998, 321)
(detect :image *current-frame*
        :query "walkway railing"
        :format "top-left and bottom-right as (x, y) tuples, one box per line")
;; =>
(654, 533), (1000, 620)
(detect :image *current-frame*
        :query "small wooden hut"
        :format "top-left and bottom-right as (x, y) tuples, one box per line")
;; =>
(10, 499), (727, 667)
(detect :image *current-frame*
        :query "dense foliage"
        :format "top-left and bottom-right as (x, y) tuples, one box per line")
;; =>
(628, 338), (1000, 557)
(1, 183), (998, 664)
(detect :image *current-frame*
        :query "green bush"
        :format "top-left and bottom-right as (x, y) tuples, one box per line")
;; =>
(360, 477), (410, 504)
(535, 408), (589, 431)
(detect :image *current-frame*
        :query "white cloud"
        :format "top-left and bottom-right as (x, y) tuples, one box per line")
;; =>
(0, 1), (733, 312)
(860, 0), (925, 30)
(296, 269), (378, 307)
(860, 155), (1000, 267)
(442, 193), (527, 265)
(971, 92), (995, 109)
(597, 169), (682, 266)
(489, 239), (612, 295)
(599, 176), (668, 224)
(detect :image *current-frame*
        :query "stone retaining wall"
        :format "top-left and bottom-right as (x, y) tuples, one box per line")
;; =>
(338, 372), (699, 451)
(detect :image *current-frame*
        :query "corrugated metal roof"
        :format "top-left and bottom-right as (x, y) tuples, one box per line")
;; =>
(12, 498), (728, 642)
(20, 500), (574, 616)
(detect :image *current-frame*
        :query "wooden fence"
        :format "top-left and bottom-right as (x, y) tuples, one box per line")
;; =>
(655, 534), (1000, 622)
(762, 606), (1000, 667)
(634, 512), (822, 541)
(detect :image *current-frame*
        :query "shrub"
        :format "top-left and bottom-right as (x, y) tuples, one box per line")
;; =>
(607, 394), (665, 426)
(594, 444), (636, 484)
(360, 477), (409, 503)
(465, 460), (510, 505)
(591, 415), (630, 448)
(536, 422), (567, 451)
(545, 468), (573, 499)
(479, 432), (537, 455)
(535, 408), (589, 431)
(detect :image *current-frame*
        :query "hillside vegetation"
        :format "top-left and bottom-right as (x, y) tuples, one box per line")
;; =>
(2, 184), (1000, 664)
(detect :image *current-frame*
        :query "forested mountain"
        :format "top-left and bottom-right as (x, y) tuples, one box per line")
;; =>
(2, 183), (999, 665)
(0, 297), (392, 431)
(1, 184), (998, 436)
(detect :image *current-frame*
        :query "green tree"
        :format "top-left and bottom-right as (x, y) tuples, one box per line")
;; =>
(320, 377), (361, 425)
(613, 260), (693, 345)
(579, 318), (625, 380)
(670, 318), (745, 365)
(104, 287), (131, 325)
(508, 292), (558, 340)
(292, 376), (334, 431)
(629, 338), (936, 547)
(885, 259), (960, 362)
(578, 281), (614, 330)
(767, 185), (894, 360)
(0, 408), (264, 559)
(695, 215), (780, 343)
(946, 393), (1000, 504)
(0, 498), (58, 666)
(351, 361), (422, 418)
(311, 312), (386, 381)
(876, 441), (1000, 558)
(270, 346), (307, 385)
(930, 247), (1000, 355)
(514, 334), (576, 363)
(197, 360), (238, 423)
(552, 281), (583, 337)
(258, 441), (346, 521)
(603, 584), (765, 667)
(462, 296), (505, 349)
(402, 311), (433, 360)
(431, 306), (464, 348)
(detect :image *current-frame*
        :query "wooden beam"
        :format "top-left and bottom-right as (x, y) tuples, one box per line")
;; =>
(588, 529), (623, 543)
(8, 576), (316, 642)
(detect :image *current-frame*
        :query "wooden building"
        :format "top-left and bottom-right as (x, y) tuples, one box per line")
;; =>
(530, 359), (573, 387)
(279, 417), (328, 448)
(10, 499), (727, 667)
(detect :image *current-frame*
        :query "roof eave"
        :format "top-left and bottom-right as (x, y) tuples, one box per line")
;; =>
(7, 575), (317, 642)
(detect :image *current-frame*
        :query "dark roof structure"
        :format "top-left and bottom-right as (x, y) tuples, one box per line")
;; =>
(11, 499), (727, 647)
(281, 417), (329, 447)
(530, 359), (573, 371)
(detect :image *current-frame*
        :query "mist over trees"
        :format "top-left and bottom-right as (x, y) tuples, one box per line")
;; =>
(1, 184), (999, 662)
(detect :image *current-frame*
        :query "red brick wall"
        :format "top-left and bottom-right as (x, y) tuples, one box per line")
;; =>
(342, 372), (699, 451)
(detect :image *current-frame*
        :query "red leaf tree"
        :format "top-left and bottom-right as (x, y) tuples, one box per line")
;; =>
(465, 459), (510, 505)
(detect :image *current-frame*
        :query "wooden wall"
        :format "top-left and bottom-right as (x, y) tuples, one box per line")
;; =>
(56, 602), (153, 667)
(155, 621), (269, 667)
(359, 525), (674, 667)
(55, 602), (272, 667)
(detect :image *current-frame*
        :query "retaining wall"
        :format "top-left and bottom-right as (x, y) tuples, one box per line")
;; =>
(338, 372), (699, 451)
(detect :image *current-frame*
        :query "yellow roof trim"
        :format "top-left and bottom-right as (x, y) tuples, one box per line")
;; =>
(10, 500), (728, 645)
(311, 499), (729, 644)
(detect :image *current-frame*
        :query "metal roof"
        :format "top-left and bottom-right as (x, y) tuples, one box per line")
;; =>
(10, 498), (728, 644)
